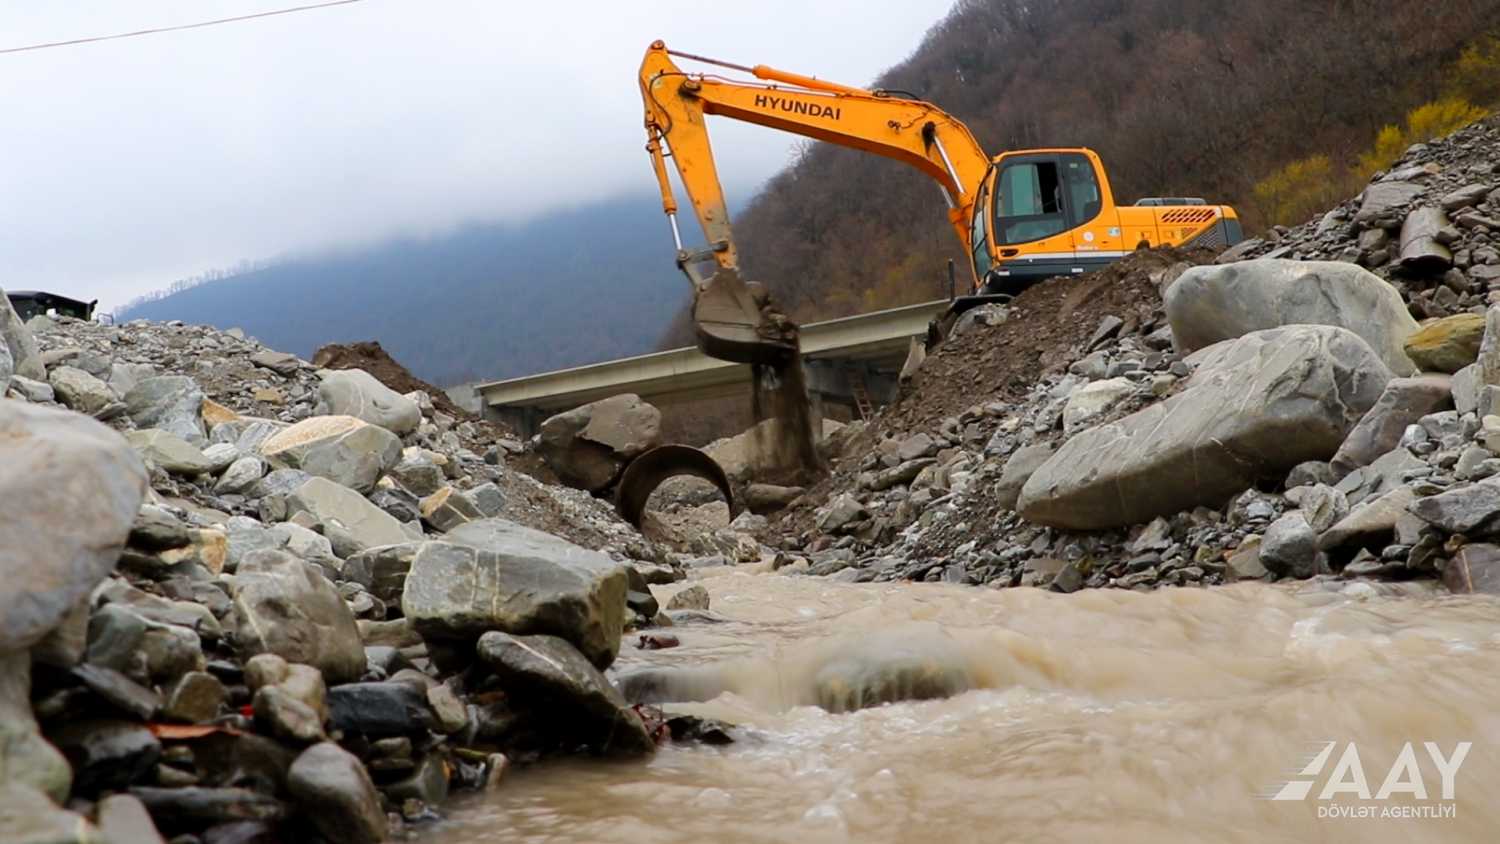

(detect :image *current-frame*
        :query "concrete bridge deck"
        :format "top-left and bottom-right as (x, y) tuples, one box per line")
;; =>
(474, 299), (948, 432)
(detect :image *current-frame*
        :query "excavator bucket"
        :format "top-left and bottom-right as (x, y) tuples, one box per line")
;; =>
(692, 266), (799, 367)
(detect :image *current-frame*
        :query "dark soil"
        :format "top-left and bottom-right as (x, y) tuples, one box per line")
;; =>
(312, 340), (474, 421)
(883, 247), (1212, 439)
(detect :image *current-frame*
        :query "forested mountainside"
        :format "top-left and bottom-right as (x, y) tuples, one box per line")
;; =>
(661, 0), (1500, 345)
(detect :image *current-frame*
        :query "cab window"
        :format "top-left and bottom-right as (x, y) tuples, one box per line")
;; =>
(970, 185), (993, 277)
(995, 153), (1104, 244)
(996, 161), (1066, 244)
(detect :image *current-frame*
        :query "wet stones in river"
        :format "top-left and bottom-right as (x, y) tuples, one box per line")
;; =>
(476, 631), (656, 757)
(401, 519), (630, 670)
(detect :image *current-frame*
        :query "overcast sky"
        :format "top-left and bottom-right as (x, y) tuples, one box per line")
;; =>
(0, 0), (954, 309)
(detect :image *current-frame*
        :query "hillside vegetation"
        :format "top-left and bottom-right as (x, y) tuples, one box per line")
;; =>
(662, 0), (1500, 344)
(118, 196), (689, 386)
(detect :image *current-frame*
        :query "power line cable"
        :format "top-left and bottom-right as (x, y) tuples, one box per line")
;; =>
(0, 0), (367, 56)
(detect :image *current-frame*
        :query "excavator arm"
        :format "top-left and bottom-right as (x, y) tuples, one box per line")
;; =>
(639, 40), (990, 365)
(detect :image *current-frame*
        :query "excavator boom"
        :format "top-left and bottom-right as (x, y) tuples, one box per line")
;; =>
(639, 40), (991, 366)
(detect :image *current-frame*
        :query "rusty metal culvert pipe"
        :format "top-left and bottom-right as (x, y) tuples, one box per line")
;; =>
(614, 444), (734, 529)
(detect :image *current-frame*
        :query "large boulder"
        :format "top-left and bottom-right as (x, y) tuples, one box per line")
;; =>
(314, 368), (421, 436)
(401, 519), (629, 669)
(124, 376), (206, 444)
(1163, 260), (1420, 375)
(537, 394), (662, 491)
(284, 477), (410, 551)
(258, 416), (401, 494)
(0, 287), (45, 381)
(476, 632), (654, 756)
(1019, 326), (1391, 530)
(1, 401), (148, 652)
(1329, 375), (1453, 476)
(229, 549), (366, 684)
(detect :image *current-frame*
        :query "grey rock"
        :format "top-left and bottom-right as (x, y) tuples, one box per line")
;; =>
(468, 481), (506, 517)
(403, 521), (630, 670)
(537, 394), (662, 491)
(1397, 206), (1454, 273)
(0, 784), (101, 842)
(96, 793), (166, 844)
(1164, 260), (1419, 375)
(419, 485), (483, 533)
(897, 432), (937, 461)
(51, 720), (161, 796)
(0, 401), (147, 651)
(229, 549), (366, 684)
(1355, 180), (1424, 227)
(1330, 375), (1453, 476)
(390, 453), (445, 496)
(326, 682), (430, 735)
(253, 685), (324, 744)
(250, 350), (302, 376)
(258, 415), (401, 494)
(215, 455), (267, 494)
(1259, 512), (1320, 578)
(346, 542), (423, 603)
(1452, 364), (1481, 414)
(285, 477), (410, 552)
(315, 368), (421, 436)
(124, 375), (206, 444)
(817, 494), (869, 533)
(1407, 475), (1500, 534)
(287, 743), (387, 844)
(85, 604), (204, 684)
(1440, 183), (1491, 211)
(1062, 377), (1134, 434)
(476, 631), (655, 756)
(1443, 543), (1500, 594)
(126, 429), (213, 475)
(744, 483), (803, 513)
(0, 287), (45, 381)
(162, 671), (227, 724)
(1480, 305), (1500, 388)
(1019, 326), (1390, 530)
(8, 374), (53, 403)
(130, 786), (284, 828)
(665, 584), (710, 611)
(0, 652), (73, 801)
(1302, 484), (1351, 537)
(995, 442), (1054, 510)
(369, 487), (422, 525)
(48, 365), (117, 415)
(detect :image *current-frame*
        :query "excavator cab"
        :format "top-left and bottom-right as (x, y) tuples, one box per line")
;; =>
(972, 148), (1241, 295)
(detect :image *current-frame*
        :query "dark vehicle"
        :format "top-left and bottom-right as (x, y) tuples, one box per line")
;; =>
(6, 290), (97, 321)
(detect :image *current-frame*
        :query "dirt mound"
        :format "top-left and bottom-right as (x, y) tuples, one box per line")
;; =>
(884, 246), (1212, 439)
(312, 340), (471, 420)
(765, 246), (1215, 543)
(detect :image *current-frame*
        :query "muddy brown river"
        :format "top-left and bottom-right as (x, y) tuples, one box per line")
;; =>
(436, 571), (1500, 843)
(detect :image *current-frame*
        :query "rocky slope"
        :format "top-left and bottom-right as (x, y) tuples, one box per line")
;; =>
(752, 117), (1500, 598)
(0, 308), (720, 841)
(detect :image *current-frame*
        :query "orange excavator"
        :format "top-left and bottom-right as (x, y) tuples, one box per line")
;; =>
(638, 40), (1241, 367)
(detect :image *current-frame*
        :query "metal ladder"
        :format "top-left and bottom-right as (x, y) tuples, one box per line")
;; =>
(847, 365), (876, 420)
